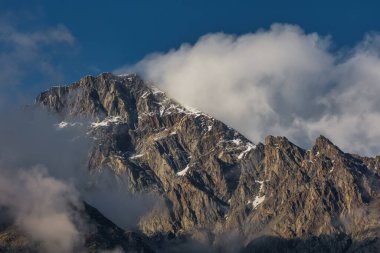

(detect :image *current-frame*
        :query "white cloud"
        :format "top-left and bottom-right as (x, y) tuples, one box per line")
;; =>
(0, 166), (83, 253)
(0, 23), (75, 48)
(118, 24), (380, 156)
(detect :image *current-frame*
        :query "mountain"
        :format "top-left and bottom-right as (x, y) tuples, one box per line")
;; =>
(28, 73), (380, 252)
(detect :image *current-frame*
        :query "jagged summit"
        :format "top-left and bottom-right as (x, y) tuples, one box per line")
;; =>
(36, 72), (258, 233)
(312, 134), (344, 157)
(28, 73), (380, 252)
(37, 73), (146, 119)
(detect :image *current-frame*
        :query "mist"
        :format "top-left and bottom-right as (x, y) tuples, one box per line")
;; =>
(119, 23), (380, 156)
(82, 168), (158, 230)
(0, 107), (89, 252)
(0, 166), (83, 253)
(0, 107), (155, 252)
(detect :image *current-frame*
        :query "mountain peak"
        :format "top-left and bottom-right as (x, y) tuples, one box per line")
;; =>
(315, 134), (333, 145)
(36, 72), (151, 120)
(265, 135), (291, 146)
(312, 135), (343, 157)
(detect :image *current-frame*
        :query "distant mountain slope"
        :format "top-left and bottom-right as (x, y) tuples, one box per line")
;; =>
(35, 73), (380, 252)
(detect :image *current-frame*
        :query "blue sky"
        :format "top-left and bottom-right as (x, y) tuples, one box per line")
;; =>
(1, 0), (380, 95)
(1, 1), (380, 154)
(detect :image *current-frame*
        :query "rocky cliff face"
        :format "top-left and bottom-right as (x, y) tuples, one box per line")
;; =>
(34, 73), (380, 252)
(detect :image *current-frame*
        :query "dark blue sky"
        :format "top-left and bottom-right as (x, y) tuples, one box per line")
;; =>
(1, 0), (380, 99)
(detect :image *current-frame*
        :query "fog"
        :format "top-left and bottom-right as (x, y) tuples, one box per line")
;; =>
(0, 108), (88, 252)
(0, 108), (154, 253)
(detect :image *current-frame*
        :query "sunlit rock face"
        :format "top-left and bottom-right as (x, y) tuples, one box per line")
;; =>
(32, 73), (380, 252)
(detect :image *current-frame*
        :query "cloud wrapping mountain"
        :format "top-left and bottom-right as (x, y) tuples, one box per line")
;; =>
(0, 108), (156, 252)
(0, 109), (89, 252)
(121, 23), (380, 155)
(0, 166), (83, 253)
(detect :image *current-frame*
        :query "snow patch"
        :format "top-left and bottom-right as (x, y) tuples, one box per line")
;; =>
(251, 195), (266, 209)
(141, 91), (150, 99)
(159, 106), (165, 116)
(151, 86), (164, 95)
(55, 121), (82, 129)
(184, 106), (203, 118)
(255, 180), (265, 192)
(232, 139), (242, 145)
(177, 165), (190, 176)
(57, 121), (68, 128)
(139, 112), (155, 118)
(130, 154), (144, 159)
(146, 95), (211, 119)
(247, 180), (266, 209)
(91, 116), (122, 128)
(238, 143), (256, 159)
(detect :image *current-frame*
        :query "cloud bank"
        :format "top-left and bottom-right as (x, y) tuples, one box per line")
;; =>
(119, 23), (380, 156)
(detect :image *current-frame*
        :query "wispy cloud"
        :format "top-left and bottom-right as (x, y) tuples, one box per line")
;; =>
(0, 13), (76, 105)
(118, 24), (380, 156)
(0, 22), (74, 47)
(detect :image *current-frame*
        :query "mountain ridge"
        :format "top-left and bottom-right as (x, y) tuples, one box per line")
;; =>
(11, 72), (379, 252)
